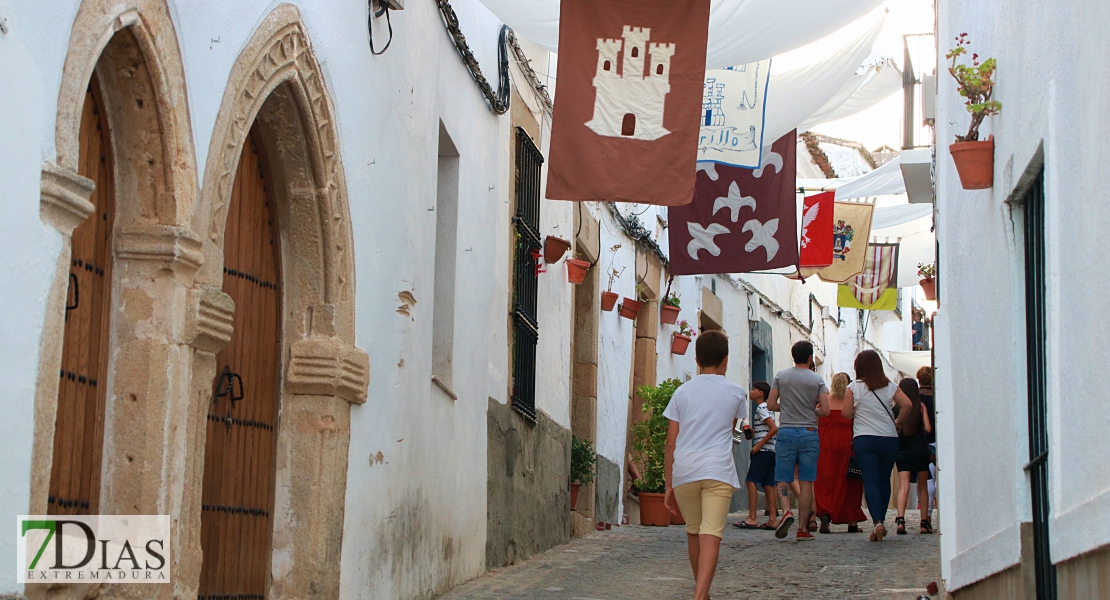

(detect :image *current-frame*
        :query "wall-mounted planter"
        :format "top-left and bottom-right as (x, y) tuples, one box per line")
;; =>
(570, 482), (581, 511)
(619, 298), (643, 321)
(660, 304), (680, 325)
(638, 492), (670, 526)
(566, 259), (590, 284)
(950, 136), (994, 190)
(544, 235), (571, 263)
(671, 333), (692, 355)
(920, 278), (937, 301)
(601, 291), (619, 311)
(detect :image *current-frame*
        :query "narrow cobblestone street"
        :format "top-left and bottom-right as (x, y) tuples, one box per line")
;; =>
(442, 510), (939, 599)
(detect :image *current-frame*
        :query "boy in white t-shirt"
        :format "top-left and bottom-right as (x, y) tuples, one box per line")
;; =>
(663, 330), (748, 600)
(734, 381), (779, 530)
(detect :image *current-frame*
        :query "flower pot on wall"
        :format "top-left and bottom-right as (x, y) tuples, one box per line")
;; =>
(671, 333), (692, 355)
(566, 259), (590, 284)
(660, 305), (680, 325)
(601, 291), (619, 311)
(544, 235), (571, 263)
(619, 298), (643, 321)
(639, 492), (670, 526)
(570, 482), (581, 511)
(920, 278), (937, 301)
(949, 136), (994, 190)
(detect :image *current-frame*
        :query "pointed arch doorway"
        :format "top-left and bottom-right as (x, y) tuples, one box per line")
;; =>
(198, 127), (282, 599)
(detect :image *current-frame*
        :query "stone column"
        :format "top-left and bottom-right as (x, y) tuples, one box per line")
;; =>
(570, 210), (600, 536)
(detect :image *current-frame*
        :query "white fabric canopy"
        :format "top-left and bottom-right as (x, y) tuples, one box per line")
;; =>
(871, 204), (932, 230)
(888, 351), (931, 376)
(797, 155), (906, 199)
(798, 59), (902, 131)
(478, 0), (886, 70)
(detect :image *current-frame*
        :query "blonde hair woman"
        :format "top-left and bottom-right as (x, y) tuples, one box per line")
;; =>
(814, 372), (867, 534)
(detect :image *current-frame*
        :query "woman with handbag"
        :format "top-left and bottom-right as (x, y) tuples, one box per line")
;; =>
(815, 373), (866, 533)
(894, 378), (934, 534)
(841, 350), (914, 542)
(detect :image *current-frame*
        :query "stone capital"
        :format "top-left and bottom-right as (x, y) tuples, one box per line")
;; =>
(286, 338), (370, 404)
(40, 162), (95, 235)
(116, 225), (205, 278)
(184, 286), (235, 354)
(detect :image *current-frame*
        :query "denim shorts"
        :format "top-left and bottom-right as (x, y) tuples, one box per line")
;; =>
(774, 427), (821, 483)
(745, 450), (777, 488)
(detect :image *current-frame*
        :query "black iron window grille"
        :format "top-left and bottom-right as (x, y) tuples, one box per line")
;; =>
(510, 127), (543, 421)
(1022, 169), (1056, 599)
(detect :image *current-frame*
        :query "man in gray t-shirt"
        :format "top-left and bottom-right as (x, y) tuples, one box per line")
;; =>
(766, 341), (830, 540)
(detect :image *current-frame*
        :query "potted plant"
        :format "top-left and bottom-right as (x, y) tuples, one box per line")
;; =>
(918, 262), (937, 301)
(601, 244), (623, 311)
(671, 320), (696, 355)
(544, 235), (571, 263)
(619, 283), (646, 321)
(946, 34), (1001, 190)
(659, 292), (681, 325)
(631, 378), (682, 526)
(570, 436), (597, 511)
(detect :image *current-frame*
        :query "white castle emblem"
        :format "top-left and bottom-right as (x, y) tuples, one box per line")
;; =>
(585, 26), (675, 141)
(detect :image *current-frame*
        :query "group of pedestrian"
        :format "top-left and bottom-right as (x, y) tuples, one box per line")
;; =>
(661, 333), (937, 599)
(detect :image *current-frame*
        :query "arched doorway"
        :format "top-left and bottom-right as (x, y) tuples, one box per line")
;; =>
(48, 75), (116, 516)
(199, 127), (282, 599)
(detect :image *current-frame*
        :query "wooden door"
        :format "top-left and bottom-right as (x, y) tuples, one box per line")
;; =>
(48, 76), (115, 516)
(199, 128), (282, 600)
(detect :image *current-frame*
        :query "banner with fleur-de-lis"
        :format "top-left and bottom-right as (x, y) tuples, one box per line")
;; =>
(668, 130), (798, 275)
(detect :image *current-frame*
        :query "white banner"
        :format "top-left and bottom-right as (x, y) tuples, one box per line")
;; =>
(697, 61), (771, 169)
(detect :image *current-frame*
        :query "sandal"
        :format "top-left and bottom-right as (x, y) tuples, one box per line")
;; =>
(807, 516), (818, 532)
(758, 523), (777, 530)
(847, 525), (861, 533)
(870, 523), (887, 542)
(733, 521), (760, 529)
(921, 519), (934, 534)
(896, 517), (907, 535)
(819, 515), (831, 534)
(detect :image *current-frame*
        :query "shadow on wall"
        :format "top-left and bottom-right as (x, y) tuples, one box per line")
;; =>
(486, 398), (571, 568)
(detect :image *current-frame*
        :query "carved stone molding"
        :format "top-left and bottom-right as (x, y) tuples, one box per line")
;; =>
(286, 338), (370, 404)
(40, 162), (96, 235)
(116, 225), (205, 276)
(185, 286), (235, 354)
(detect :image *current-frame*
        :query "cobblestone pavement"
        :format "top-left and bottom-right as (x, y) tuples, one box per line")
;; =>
(441, 510), (939, 600)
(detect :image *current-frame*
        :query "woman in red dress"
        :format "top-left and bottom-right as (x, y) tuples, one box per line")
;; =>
(816, 373), (867, 533)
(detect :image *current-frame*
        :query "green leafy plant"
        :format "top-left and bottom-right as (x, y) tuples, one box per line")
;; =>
(630, 378), (682, 494)
(676, 319), (697, 338)
(570, 436), (597, 485)
(917, 262), (937, 279)
(635, 283), (649, 301)
(947, 33), (1001, 142)
(661, 292), (681, 308)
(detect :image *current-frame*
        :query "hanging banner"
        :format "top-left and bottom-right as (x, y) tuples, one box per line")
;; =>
(837, 285), (898, 310)
(668, 130), (798, 275)
(799, 191), (835, 268)
(696, 61), (772, 168)
(849, 242), (899, 304)
(797, 200), (875, 283)
(545, 0), (712, 206)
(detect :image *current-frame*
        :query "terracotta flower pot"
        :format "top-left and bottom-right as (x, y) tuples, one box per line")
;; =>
(638, 492), (671, 527)
(920, 277), (937, 301)
(601, 291), (619, 311)
(570, 482), (581, 511)
(544, 235), (571, 263)
(619, 298), (643, 321)
(950, 137), (994, 190)
(660, 304), (680, 325)
(566, 259), (590, 284)
(671, 333), (692, 355)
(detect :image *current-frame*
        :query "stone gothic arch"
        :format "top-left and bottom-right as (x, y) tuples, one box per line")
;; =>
(190, 4), (368, 598)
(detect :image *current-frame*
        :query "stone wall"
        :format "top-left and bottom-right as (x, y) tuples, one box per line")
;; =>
(486, 399), (572, 568)
(595, 455), (621, 525)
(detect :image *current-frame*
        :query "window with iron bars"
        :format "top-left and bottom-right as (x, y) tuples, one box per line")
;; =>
(510, 127), (543, 421)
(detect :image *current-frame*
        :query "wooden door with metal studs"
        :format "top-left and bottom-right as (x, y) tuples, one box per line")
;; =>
(49, 76), (115, 516)
(198, 126), (282, 600)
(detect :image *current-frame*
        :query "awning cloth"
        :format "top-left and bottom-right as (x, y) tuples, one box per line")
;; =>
(797, 156), (906, 199)
(799, 59), (902, 131)
(477, 0), (886, 70)
(871, 204), (932, 230)
(888, 351), (931, 376)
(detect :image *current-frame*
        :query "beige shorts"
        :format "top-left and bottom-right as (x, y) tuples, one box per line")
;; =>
(673, 480), (736, 538)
